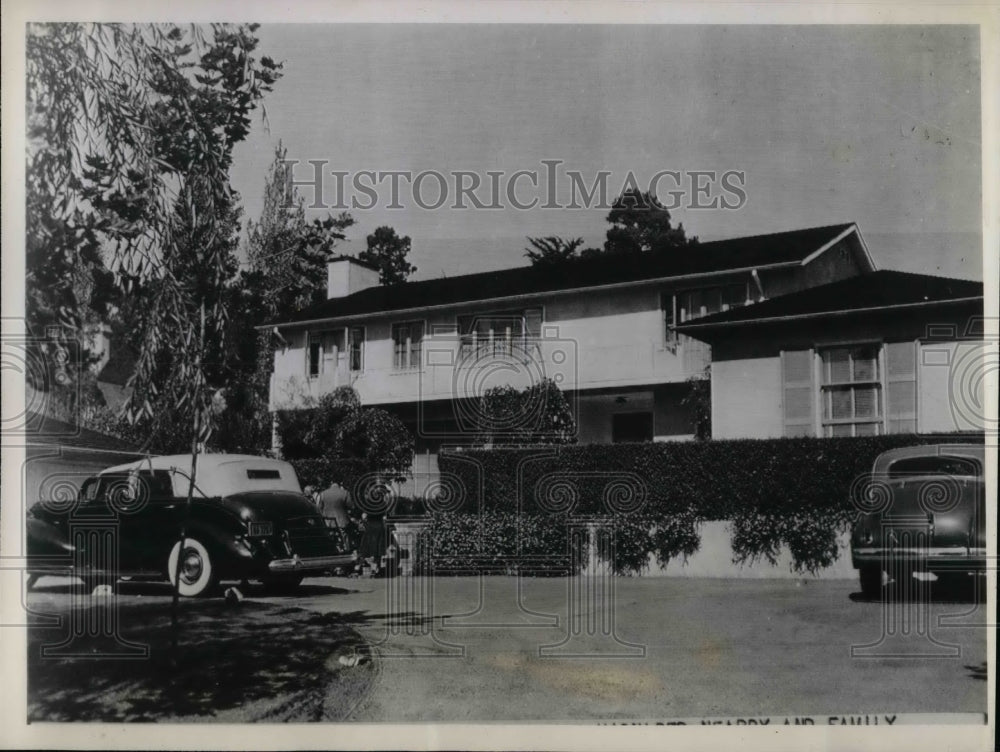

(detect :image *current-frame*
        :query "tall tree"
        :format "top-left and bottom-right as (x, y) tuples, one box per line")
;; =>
(242, 144), (355, 316)
(603, 188), (697, 256)
(224, 147), (356, 454)
(26, 22), (282, 448)
(359, 225), (416, 285)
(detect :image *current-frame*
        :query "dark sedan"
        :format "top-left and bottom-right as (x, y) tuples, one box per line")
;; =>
(26, 454), (356, 596)
(851, 443), (985, 598)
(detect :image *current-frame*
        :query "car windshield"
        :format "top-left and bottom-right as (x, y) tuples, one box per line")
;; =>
(886, 456), (980, 479)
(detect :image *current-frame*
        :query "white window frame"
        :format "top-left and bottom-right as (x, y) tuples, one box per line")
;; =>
(392, 319), (426, 371)
(348, 326), (365, 373)
(817, 341), (885, 437)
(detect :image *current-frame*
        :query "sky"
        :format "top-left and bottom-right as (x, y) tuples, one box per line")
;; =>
(229, 24), (983, 281)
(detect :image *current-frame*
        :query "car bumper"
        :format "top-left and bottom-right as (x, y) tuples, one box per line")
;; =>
(267, 552), (357, 573)
(852, 547), (985, 571)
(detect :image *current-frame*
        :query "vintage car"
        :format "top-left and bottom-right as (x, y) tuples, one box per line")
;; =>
(851, 444), (985, 598)
(26, 454), (356, 596)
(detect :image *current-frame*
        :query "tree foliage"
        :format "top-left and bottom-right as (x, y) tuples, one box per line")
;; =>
(522, 188), (697, 267)
(523, 236), (585, 266)
(26, 22), (282, 448)
(275, 387), (414, 487)
(359, 225), (416, 285)
(602, 188), (697, 255)
(476, 378), (577, 445)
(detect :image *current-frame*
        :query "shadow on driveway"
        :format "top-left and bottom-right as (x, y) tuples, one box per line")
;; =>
(28, 599), (376, 722)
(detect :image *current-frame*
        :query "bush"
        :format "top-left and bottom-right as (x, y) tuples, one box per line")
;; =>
(439, 433), (982, 573)
(477, 377), (577, 445)
(278, 386), (414, 490)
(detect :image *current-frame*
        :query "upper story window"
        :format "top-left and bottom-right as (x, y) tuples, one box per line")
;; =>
(677, 283), (750, 323)
(348, 326), (365, 372)
(308, 336), (323, 378)
(662, 281), (751, 345)
(392, 321), (424, 370)
(458, 308), (542, 359)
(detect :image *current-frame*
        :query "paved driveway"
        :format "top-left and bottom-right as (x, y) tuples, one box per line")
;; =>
(262, 575), (988, 722)
(26, 575), (987, 722)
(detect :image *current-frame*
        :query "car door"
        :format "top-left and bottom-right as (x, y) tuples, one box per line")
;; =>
(110, 469), (184, 573)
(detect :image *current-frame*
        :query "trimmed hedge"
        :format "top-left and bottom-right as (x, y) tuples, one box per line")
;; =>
(415, 511), (587, 575)
(438, 433), (983, 573)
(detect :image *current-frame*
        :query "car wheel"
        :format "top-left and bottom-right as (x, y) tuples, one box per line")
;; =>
(167, 537), (217, 597)
(261, 574), (304, 594)
(859, 565), (883, 600)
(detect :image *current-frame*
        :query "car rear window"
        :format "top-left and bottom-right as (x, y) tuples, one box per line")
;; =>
(247, 469), (282, 480)
(887, 456), (980, 478)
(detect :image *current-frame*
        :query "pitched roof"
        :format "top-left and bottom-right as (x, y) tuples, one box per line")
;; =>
(273, 222), (860, 326)
(674, 270), (983, 333)
(25, 411), (146, 454)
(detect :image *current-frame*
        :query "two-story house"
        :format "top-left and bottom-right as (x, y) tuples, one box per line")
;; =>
(267, 222), (876, 484)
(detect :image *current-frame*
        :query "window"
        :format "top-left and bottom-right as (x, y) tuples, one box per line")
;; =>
(247, 469), (282, 480)
(348, 327), (365, 372)
(782, 342), (920, 438)
(663, 282), (750, 345)
(676, 282), (750, 324)
(392, 321), (425, 370)
(661, 292), (677, 346)
(308, 337), (322, 378)
(887, 456), (980, 479)
(820, 345), (882, 436)
(458, 308), (542, 359)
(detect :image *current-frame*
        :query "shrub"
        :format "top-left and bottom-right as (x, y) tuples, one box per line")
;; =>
(439, 433), (982, 573)
(477, 377), (577, 446)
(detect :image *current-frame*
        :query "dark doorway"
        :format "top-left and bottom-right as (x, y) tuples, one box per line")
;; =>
(612, 411), (654, 443)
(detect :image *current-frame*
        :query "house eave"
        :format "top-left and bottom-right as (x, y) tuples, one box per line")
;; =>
(674, 296), (983, 336)
(260, 259), (804, 331)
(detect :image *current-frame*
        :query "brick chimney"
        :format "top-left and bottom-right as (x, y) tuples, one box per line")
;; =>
(326, 256), (380, 299)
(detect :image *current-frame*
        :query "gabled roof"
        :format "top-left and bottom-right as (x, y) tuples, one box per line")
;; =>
(674, 270), (983, 334)
(273, 222), (864, 327)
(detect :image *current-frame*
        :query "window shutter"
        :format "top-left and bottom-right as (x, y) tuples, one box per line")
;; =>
(782, 349), (815, 436)
(885, 340), (917, 433)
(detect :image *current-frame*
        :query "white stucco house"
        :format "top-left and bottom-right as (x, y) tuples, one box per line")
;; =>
(266, 222), (885, 482)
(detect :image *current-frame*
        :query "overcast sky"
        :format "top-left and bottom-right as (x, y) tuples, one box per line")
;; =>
(229, 24), (983, 281)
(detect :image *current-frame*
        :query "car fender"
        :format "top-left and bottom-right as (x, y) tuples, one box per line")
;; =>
(164, 519), (253, 578)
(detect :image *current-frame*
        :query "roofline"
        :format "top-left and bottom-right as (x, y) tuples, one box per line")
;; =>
(262, 259), (804, 330)
(675, 295), (984, 332)
(800, 223), (877, 272)
(26, 441), (150, 457)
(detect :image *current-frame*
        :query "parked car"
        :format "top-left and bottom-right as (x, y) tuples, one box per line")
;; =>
(26, 454), (356, 596)
(851, 444), (985, 599)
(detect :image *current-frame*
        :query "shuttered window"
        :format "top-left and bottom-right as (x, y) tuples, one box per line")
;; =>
(781, 349), (816, 436)
(820, 345), (883, 437)
(885, 340), (917, 433)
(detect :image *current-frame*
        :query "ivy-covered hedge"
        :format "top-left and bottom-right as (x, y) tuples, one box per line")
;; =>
(437, 433), (982, 573)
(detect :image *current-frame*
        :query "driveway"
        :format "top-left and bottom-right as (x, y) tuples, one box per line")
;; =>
(26, 575), (987, 722)
(263, 575), (987, 722)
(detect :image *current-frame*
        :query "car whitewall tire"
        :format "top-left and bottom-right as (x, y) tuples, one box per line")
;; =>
(167, 537), (217, 597)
